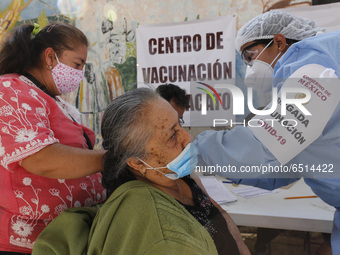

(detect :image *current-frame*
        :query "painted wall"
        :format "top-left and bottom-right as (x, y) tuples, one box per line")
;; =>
(1, 0), (315, 144)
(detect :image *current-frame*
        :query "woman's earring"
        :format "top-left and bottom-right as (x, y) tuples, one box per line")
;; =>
(47, 65), (52, 70)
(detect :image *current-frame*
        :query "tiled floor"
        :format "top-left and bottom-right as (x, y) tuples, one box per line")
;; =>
(240, 227), (329, 255)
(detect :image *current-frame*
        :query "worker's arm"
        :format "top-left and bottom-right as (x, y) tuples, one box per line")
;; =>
(21, 143), (106, 179)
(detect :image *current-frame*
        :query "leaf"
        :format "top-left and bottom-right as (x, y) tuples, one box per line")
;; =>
(38, 9), (49, 28)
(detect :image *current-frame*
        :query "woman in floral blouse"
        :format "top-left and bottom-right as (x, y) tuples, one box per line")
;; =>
(0, 22), (106, 254)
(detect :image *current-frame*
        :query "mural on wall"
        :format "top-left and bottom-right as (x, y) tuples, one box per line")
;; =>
(102, 17), (137, 97)
(0, 0), (33, 41)
(1, 0), (321, 142)
(71, 7), (138, 144)
(262, 0), (311, 12)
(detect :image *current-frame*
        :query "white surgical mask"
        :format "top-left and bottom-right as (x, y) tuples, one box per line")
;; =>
(244, 40), (281, 94)
(244, 60), (274, 94)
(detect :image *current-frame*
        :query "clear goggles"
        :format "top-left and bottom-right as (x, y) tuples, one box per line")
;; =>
(241, 40), (273, 66)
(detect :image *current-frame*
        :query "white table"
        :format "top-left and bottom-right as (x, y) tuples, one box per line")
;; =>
(219, 178), (335, 233)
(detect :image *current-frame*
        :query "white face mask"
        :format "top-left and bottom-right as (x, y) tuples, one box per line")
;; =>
(244, 40), (281, 94)
(244, 60), (274, 94)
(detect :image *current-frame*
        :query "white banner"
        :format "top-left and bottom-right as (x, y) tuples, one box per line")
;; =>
(136, 16), (236, 126)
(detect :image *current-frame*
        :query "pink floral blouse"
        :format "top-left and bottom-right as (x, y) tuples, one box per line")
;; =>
(0, 74), (106, 253)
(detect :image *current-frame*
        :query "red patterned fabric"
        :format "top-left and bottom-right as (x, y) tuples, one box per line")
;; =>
(0, 74), (106, 253)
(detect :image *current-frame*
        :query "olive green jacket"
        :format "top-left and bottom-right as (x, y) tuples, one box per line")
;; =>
(33, 180), (218, 255)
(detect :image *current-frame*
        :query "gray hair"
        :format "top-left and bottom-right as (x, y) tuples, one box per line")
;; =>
(101, 88), (160, 193)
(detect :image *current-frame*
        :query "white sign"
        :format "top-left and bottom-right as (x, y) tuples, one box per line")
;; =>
(136, 16), (236, 126)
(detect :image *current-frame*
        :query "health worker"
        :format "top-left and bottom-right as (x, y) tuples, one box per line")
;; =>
(194, 10), (340, 254)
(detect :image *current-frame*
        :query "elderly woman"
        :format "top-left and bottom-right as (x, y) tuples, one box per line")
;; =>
(32, 88), (250, 255)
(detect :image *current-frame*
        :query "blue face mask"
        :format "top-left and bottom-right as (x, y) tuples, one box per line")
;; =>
(139, 143), (198, 180)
